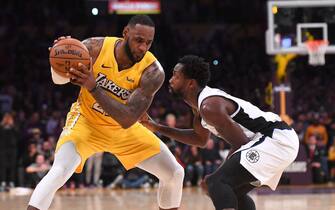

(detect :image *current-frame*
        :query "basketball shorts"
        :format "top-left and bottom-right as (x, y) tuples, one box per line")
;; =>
(56, 111), (161, 173)
(234, 129), (299, 190)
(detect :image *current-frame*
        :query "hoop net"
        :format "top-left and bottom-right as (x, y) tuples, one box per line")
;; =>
(304, 40), (329, 66)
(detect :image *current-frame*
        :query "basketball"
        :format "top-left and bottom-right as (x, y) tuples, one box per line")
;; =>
(49, 38), (90, 78)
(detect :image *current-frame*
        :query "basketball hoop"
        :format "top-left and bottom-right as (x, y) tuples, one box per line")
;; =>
(304, 40), (328, 66)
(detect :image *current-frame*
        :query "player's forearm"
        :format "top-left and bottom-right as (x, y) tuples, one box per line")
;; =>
(90, 87), (137, 128)
(155, 125), (208, 148)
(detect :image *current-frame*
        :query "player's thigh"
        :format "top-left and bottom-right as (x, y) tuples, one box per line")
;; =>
(136, 141), (182, 181)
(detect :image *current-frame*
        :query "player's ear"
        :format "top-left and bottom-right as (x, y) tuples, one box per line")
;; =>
(123, 26), (130, 38)
(189, 79), (197, 88)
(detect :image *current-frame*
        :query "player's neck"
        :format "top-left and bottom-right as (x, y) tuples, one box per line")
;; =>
(114, 40), (134, 70)
(184, 87), (203, 109)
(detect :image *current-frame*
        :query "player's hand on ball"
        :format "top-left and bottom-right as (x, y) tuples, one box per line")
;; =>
(48, 35), (71, 51)
(68, 58), (96, 91)
(139, 113), (158, 132)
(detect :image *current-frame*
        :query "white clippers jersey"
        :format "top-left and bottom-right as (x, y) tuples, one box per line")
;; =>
(197, 86), (291, 140)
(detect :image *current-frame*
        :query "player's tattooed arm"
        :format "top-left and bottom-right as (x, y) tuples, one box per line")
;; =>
(90, 61), (165, 129)
(82, 37), (104, 64)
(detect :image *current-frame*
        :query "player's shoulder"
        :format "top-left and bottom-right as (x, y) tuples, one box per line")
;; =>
(82, 37), (105, 63)
(200, 96), (232, 117)
(82, 37), (105, 47)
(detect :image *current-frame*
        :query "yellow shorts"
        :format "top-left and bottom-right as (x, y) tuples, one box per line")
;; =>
(56, 112), (161, 173)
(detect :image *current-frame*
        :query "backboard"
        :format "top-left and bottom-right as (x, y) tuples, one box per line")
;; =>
(266, 0), (335, 55)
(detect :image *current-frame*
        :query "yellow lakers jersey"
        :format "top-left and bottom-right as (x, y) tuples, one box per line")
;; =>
(70, 37), (157, 127)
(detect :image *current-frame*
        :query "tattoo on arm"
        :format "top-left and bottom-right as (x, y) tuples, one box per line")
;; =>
(90, 61), (165, 128)
(82, 37), (104, 64)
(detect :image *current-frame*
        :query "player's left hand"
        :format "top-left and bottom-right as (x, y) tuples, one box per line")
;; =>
(139, 113), (159, 132)
(68, 58), (96, 91)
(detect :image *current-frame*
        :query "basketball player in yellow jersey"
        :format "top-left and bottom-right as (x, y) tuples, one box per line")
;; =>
(27, 15), (184, 210)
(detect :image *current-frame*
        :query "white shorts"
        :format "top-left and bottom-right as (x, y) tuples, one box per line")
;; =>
(235, 129), (299, 190)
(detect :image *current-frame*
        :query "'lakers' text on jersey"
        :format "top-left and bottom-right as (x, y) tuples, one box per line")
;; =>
(72, 37), (157, 126)
(95, 72), (132, 100)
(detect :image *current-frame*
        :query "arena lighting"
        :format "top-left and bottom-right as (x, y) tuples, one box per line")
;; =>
(272, 6), (278, 14)
(92, 8), (99, 15)
(109, 0), (161, 14)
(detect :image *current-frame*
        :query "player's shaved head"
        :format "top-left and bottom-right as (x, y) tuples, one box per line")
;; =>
(128, 15), (155, 28)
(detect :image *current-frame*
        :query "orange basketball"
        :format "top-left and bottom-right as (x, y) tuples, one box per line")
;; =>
(49, 38), (90, 78)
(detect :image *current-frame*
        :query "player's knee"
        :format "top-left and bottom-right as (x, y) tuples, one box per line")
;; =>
(157, 165), (184, 209)
(171, 164), (185, 184)
(50, 164), (71, 181)
(238, 194), (255, 210)
(160, 163), (184, 184)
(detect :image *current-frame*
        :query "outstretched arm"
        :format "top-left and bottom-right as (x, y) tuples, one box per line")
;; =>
(140, 110), (210, 147)
(90, 61), (165, 128)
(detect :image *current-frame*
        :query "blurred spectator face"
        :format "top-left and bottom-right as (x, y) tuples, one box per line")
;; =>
(175, 146), (182, 156)
(123, 24), (155, 63)
(218, 141), (225, 150)
(30, 112), (40, 124)
(297, 113), (306, 122)
(330, 122), (335, 130)
(165, 113), (176, 127)
(46, 136), (56, 146)
(206, 138), (214, 149)
(35, 154), (45, 165)
(28, 143), (37, 153)
(42, 141), (51, 151)
(1, 113), (14, 127)
(307, 135), (317, 146)
(190, 146), (198, 155)
(31, 128), (41, 138)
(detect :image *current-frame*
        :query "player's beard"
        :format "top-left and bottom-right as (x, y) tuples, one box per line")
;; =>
(169, 85), (184, 99)
(125, 40), (136, 63)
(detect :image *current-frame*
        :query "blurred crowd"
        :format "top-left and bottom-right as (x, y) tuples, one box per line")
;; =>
(0, 0), (334, 191)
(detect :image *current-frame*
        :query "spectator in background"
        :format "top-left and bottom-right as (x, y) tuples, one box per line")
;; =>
(218, 140), (230, 161)
(201, 138), (222, 176)
(19, 143), (39, 187)
(183, 146), (203, 186)
(45, 111), (61, 136)
(305, 135), (326, 183)
(304, 114), (328, 149)
(40, 141), (54, 164)
(327, 121), (335, 150)
(160, 113), (178, 153)
(28, 128), (43, 146)
(174, 146), (186, 168)
(292, 121), (306, 143)
(85, 152), (103, 187)
(328, 138), (335, 182)
(0, 113), (19, 191)
(26, 154), (51, 188)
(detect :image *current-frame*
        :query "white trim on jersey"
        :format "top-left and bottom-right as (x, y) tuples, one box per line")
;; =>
(197, 86), (299, 190)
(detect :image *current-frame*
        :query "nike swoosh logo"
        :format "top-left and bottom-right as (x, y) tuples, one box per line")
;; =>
(126, 77), (134, 83)
(101, 64), (112, 68)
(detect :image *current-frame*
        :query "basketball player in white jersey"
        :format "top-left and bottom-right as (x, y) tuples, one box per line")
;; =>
(140, 55), (299, 210)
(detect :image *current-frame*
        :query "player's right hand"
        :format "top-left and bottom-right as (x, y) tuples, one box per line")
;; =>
(48, 35), (72, 51)
(139, 113), (158, 132)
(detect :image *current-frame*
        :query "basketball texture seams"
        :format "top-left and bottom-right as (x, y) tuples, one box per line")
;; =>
(49, 38), (90, 78)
